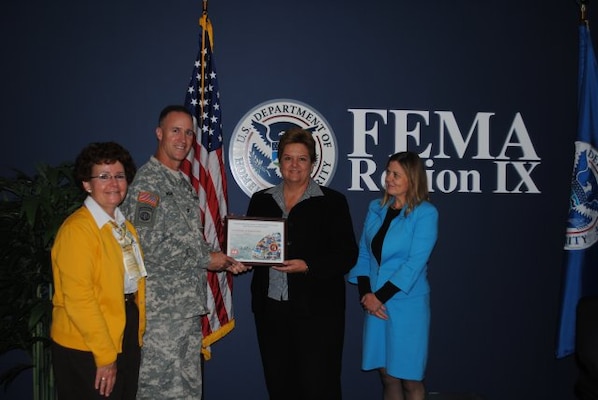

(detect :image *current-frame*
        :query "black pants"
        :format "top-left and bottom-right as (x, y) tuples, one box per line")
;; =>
(254, 298), (345, 400)
(52, 300), (140, 400)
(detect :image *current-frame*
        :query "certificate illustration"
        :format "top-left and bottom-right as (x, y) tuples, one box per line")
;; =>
(225, 216), (286, 265)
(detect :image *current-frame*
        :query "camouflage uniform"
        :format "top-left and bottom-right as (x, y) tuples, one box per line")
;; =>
(121, 156), (212, 399)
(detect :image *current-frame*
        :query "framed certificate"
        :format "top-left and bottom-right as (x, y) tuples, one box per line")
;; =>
(225, 216), (286, 266)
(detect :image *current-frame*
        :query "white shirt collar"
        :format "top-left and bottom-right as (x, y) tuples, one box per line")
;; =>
(84, 196), (125, 228)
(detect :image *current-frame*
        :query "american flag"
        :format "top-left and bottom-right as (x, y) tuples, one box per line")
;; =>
(180, 10), (234, 359)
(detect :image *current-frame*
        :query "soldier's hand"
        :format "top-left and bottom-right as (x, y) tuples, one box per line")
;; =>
(207, 251), (231, 271)
(225, 260), (251, 274)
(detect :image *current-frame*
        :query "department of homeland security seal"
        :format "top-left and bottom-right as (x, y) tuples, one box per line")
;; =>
(565, 141), (598, 250)
(229, 99), (338, 197)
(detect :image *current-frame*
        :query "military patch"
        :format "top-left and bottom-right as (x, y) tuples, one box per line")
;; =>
(135, 205), (156, 226)
(138, 191), (159, 207)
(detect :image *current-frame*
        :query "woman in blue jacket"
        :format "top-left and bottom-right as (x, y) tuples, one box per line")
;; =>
(348, 151), (438, 400)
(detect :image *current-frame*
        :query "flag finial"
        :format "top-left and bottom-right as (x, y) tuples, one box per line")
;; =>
(203, 0), (208, 15)
(579, 0), (589, 24)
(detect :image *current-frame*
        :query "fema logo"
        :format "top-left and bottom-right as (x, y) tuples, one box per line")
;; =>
(565, 141), (598, 250)
(229, 99), (338, 197)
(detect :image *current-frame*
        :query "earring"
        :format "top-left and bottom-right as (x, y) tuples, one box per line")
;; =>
(87, 189), (92, 193)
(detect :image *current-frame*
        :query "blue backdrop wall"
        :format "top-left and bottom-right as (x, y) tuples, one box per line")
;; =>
(1, 1), (587, 399)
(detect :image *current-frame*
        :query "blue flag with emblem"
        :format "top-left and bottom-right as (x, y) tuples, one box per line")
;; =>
(556, 22), (598, 358)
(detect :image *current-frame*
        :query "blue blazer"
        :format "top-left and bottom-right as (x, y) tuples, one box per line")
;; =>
(348, 199), (438, 298)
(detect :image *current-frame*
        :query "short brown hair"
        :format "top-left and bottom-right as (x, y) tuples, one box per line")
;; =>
(278, 127), (317, 163)
(74, 142), (137, 188)
(158, 105), (192, 126)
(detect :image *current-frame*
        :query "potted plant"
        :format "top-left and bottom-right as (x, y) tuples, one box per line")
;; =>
(0, 162), (85, 400)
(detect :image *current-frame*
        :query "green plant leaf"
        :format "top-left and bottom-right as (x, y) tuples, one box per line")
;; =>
(1, 162), (84, 400)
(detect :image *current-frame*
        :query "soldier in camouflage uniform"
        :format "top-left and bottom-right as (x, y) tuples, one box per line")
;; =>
(121, 105), (246, 399)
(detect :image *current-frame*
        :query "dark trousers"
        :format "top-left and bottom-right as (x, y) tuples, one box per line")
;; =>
(52, 300), (140, 400)
(254, 298), (345, 400)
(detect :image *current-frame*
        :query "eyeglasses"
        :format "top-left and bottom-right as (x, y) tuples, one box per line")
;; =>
(90, 174), (127, 182)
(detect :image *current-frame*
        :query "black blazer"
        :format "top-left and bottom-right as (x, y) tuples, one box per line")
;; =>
(246, 185), (358, 317)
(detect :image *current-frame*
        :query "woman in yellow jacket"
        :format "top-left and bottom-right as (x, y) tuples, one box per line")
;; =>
(51, 142), (146, 400)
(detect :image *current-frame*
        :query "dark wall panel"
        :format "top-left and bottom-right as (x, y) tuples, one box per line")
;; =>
(0, 1), (585, 399)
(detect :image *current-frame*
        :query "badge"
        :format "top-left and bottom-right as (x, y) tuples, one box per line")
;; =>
(135, 205), (155, 226)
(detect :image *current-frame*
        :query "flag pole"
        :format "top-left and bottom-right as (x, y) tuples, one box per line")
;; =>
(199, 21), (206, 131)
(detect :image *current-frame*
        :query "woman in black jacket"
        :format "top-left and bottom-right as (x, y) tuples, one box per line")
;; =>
(246, 127), (358, 400)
